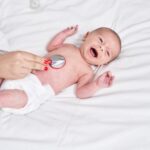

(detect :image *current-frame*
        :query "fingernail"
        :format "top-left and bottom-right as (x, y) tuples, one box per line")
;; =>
(44, 66), (48, 71)
(44, 59), (51, 64)
(47, 60), (52, 64)
(44, 60), (47, 64)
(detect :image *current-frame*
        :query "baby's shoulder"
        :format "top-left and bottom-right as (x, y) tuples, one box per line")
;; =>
(79, 64), (94, 77)
(62, 43), (78, 50)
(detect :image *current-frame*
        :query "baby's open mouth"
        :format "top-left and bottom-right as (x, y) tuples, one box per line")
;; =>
(90, 47), (98, 57)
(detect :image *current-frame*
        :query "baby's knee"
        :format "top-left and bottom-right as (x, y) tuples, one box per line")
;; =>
(15, 99), (27, 109)
(14, 91), (28, 109)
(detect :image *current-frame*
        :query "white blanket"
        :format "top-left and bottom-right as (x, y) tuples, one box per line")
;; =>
(0, 0), (150, 150)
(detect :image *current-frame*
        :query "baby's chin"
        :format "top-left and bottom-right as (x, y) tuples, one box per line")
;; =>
(85, 58), (99, 66)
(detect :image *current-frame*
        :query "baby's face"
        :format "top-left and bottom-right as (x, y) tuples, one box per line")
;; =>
(80, 28), (121, 66)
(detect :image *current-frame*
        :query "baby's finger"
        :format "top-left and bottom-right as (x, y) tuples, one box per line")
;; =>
(107, 71), (112, 77)
(111, 76), (115, 81)
(109, 76), (114, 86)
(105, 76), (111, 84)
(75, 25), (78, 31)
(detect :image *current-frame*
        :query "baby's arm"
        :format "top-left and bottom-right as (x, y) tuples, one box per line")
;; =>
(76, 71), (114, 99)
(0, 89), (28, 109)
(47, 25), (78, 51)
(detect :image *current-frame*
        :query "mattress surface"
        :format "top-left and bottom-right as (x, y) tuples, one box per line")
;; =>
(0, 0), (150, 150)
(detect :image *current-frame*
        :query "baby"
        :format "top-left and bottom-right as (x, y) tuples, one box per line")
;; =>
(0, 25), (121, 114)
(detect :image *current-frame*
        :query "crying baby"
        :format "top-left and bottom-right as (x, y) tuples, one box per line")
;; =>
(0, 25), (121, 114)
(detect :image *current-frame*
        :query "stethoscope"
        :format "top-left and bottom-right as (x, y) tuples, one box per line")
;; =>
(0, 50), (66, 69)
(49, 55), (66, 69)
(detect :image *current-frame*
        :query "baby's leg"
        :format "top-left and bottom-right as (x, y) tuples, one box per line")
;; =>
(0, 89), (28, 109)
(47, 25), (78, 51)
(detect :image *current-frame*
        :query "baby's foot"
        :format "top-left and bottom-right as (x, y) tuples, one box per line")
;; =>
(62, 25), (78, 36)
(96, 71), (114, 88)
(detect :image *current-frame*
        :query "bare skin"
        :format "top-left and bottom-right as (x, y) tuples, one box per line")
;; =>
(0, 25), (121, 109)
(0, 51), (49, 80)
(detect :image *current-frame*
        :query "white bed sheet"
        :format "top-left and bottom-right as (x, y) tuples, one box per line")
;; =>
(0, 0), (150, 150)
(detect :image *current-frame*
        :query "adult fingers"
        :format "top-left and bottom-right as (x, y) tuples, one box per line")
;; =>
(22, 60), (48, 71)
(19, 51), (47, 64)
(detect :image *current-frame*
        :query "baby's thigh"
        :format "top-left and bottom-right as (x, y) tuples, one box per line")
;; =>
(0, 89), (28, 108)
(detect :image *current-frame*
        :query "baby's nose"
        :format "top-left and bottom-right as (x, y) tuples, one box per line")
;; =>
(100, 45), (105, 52)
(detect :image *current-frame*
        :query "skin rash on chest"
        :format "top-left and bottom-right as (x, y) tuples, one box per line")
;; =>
(46, 45), (92, 93)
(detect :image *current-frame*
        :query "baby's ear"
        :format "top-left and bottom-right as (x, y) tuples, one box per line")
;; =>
(83, 32), (89, 41)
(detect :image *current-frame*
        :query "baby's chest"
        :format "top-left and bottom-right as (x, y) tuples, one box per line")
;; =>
(49, 47), (90, 79)
(49, 58), (82, 81)
(49, 56), (88, 83)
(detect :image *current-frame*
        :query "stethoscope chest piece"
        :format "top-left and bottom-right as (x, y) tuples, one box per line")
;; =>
(50, 55), (66, 69)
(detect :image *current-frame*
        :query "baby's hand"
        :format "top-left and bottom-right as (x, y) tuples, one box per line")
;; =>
(62, 25), (78, 36)
(96, 71), (114, 88)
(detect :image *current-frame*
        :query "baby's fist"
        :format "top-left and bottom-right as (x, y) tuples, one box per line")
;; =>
(96, 71), (114, 88)
(62, 25), (78, 36)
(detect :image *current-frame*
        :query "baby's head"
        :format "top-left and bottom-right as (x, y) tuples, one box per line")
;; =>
(80, 27), (121, 66)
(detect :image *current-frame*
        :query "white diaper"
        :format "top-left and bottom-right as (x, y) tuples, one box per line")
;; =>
(0, 74), (55, 114)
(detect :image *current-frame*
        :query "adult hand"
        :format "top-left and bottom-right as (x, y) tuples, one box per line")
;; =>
(0, 51), (49, 79)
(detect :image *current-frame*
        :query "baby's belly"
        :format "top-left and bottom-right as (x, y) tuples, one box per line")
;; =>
(48, 67), (78, 94)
